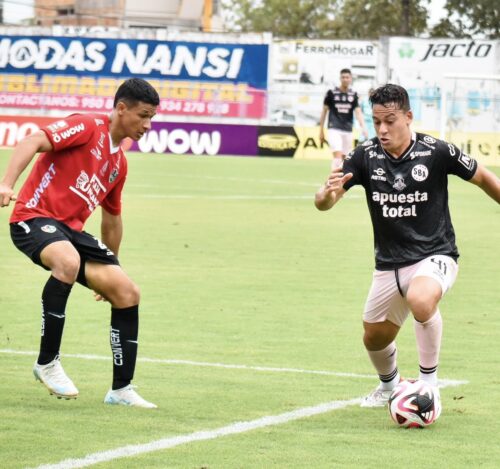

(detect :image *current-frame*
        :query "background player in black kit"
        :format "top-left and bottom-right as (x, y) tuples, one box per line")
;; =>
(319, 68), (368, 169)
(315, 84), (499, 410)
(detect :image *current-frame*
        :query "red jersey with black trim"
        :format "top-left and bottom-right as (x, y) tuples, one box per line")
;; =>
(10, 113), (128, 232)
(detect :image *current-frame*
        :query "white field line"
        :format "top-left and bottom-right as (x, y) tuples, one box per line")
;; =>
(0, 349), (467, 388)
(32, 398), (362, 469)
(30, 376), (468, 469)
(138, 194), (314, 200)
(132, 193), (361, 200)
(129, 175), (320, 188)
(126, 174), (365, 200)
(4, 348), (467, 468)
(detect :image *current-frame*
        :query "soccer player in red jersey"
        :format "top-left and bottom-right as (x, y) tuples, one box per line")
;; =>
(0, 78), (160, 408)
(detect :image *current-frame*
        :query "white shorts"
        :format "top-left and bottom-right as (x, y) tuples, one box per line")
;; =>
(327, 128), (353, 155)
(363, 255), (459, 327)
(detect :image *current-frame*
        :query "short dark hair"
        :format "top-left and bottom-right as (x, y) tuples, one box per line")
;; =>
(369, 84), (410, 111)
(113, 78), (160, 108)
(340, 68), (351, 75)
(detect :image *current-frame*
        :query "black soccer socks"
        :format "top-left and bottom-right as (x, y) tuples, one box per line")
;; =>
(110, 305), (139, 390)
(38, 275), (73, 365)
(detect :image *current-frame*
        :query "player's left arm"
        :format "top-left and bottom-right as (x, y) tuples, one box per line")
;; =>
(469, 164), (500, 204)
(101, 208), (123, 257)
(354, 107), (368, 139)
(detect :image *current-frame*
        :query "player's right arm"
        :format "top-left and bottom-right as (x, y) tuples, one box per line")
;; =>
(0, 130), (53, 207)
(314, 166), (353, 211)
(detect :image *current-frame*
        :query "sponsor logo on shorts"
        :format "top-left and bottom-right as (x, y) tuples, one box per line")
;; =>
(18, 221), (30, 233)
(93, 236), (114, 256)
(41, 225), (57, 233)
(411, 164), (429, 182)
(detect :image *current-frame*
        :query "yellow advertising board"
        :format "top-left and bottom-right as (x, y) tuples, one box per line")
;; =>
(424, 131), (500, 167)
(294, 127), (500, 166)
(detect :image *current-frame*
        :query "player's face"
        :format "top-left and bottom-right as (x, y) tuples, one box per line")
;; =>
(120, 101), (157, 141)
(372, 103), (413, 156)
(340, 73), (352, 89)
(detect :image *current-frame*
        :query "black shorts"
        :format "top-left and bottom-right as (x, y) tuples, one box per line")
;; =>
(10, 217), (120, 287)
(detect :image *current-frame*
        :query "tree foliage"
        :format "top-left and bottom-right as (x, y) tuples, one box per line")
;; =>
(222, 0), (497, 39)
(221, 0), (339, 39)
(430, 0), (499, 39)
(222, 0), (429, 38)
(329, 0), (428, 39)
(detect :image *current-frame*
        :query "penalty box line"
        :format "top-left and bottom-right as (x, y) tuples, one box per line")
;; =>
(0, 349), (468, 387)
(31, 377), (468, 469)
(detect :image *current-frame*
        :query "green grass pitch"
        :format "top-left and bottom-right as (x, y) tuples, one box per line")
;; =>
(0, 150), (499, 468)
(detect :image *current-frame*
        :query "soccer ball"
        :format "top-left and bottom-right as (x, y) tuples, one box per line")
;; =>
(388, 379), (441, 428)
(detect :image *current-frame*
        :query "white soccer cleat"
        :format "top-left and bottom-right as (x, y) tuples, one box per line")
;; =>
(360, 385), (393, 407)
(104, 385), (157, 409)
(33, 356), (79, 399)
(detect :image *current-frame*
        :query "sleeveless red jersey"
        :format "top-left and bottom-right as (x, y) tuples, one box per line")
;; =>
(10, 113), (128, 232)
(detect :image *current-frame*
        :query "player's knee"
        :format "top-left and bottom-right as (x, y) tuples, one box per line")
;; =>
(406, 292), (438, 321)
(128, 282), (141, 305)
(114, 281), (140, 307)
(363, 320), (398, 351)
(363, 329), (388, 351)
(51, 255), (80, 284)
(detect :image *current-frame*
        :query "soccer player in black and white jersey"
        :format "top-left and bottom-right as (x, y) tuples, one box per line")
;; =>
(315, 84), (500, 410)
(319, 69), (369, 169)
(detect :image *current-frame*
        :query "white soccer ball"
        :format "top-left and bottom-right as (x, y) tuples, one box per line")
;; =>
(388, 379), (441, 428)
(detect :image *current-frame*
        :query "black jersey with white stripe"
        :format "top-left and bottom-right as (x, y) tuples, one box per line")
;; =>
(324, 87), (359, 132)
(342, 132), (478, 270)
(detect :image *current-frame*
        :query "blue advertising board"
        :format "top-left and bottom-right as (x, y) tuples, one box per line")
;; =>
(0, 36), (269, 89)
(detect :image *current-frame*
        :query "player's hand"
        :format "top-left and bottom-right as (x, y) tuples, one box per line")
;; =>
(319, 129), (325, 143)
(324, 166), (353, 194)
(315, 167), (353, 210)
(93, 291), (108, 302)
(0, 183), (17, 207)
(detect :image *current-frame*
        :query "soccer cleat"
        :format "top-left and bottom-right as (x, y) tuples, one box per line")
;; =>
(104, 385), (157, 409)
(33, 356), (79, 399)
(360, 385), (393, 407)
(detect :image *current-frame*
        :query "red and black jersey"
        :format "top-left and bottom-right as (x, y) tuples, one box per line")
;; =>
(11, 113), (127, 232)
